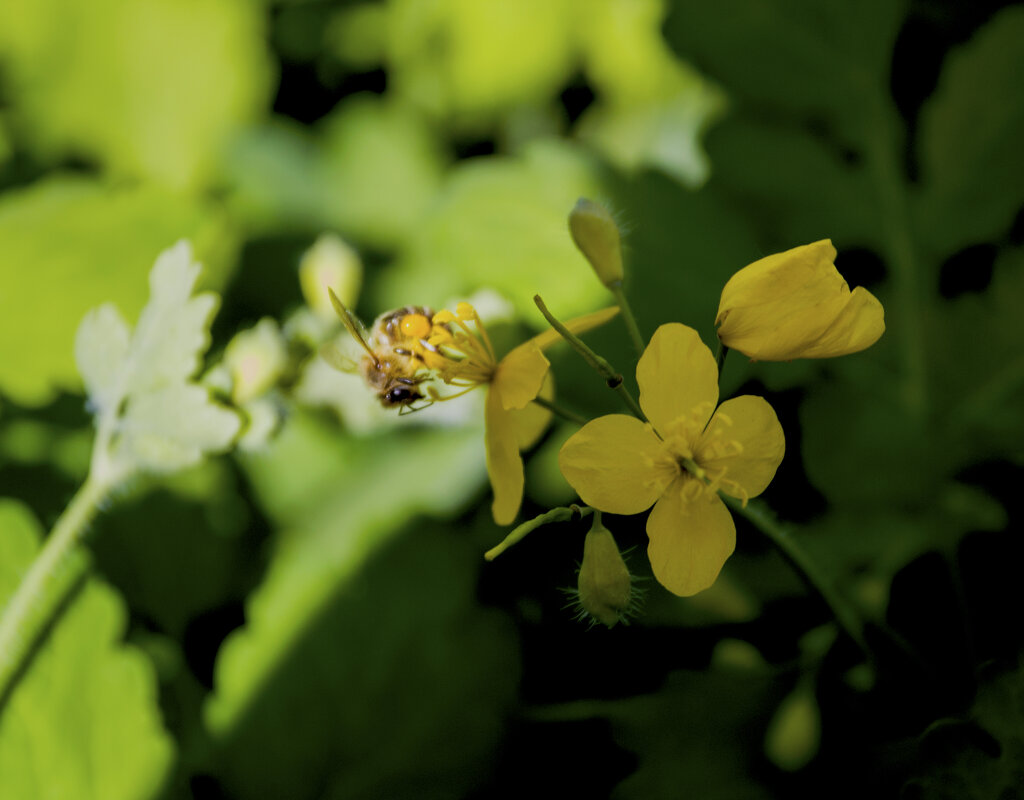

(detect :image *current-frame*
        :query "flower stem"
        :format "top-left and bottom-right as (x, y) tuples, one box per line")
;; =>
(533, 294), (648, 423)
(485, 504), (593, 561)
(608, 283), (645, 357)
(715, 342), (729, 384)
(531, 395), (588, 426)
(722, 495), (869, 656)
(0, 475), (111, 706)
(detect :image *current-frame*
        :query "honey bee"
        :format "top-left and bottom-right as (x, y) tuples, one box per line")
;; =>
(322, 288), (436, 410)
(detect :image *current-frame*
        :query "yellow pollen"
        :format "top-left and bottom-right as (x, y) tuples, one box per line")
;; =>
(400, 313), (432, 339)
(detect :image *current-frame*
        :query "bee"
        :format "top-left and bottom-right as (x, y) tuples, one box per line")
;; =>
(322, 288), (436, 410)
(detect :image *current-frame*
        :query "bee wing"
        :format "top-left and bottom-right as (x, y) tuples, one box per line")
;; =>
(328, 288), (380, 365)
(319, 341), (359, 373)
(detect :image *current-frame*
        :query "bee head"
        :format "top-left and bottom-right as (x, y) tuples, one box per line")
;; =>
(382, 385), (420, 406)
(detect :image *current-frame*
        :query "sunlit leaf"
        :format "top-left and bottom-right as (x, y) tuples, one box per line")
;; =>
(381, 139), (608, 318)
(0, 0), (272, 189)
(0, 500), (173, 800)
(0, 176), (235, 406)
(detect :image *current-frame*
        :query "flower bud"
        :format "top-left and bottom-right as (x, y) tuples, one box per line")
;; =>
(577, 515), (633, 628)
(715, 240), (885, 361)
(299, 233), (363, 320)
(569, 198), (624, 288)
(224, 318), (287, 405)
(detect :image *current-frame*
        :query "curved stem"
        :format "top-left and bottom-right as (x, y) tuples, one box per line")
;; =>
(531, 395), (587, 426)
(608, 284), (645, 357)
(485, 504), (593, 561)
(0, 476), (110, 705)
(723, 496), (869, 656)
(534, 295), (648, 423)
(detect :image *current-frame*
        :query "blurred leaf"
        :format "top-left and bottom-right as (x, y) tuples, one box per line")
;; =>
(319, 95), (448, 249)
(933, 248), (1024, 462)
(916, 7), (1024, 259)
(906, 657), (1024, 799)
(607, 668), (776, 799)
(92, 463), (254, 639)
(0, 0), (272, 189)
(387, 0), (575, 127)
(705, 115), (882, 251)
(764, 681), (820, 771)
(0, 176), (235, 406)
(203, 412), (516, 798)
(76, 242), (240, 477)
(575, 0), (725, 186)
(664, 0), (905, 144)
(0, 499), (173, 799)
(381, 139), (609, 318)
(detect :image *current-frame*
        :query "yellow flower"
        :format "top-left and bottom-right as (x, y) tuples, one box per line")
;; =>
(424, 303), (619, 525)
(559, 323), (785, 596)
(715, 240), (885, 360)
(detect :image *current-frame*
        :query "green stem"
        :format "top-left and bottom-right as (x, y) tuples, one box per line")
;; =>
(608, 283), (645, 357)
(715, 342), (729, 385)
(722, 496), (869, 656)
(531, 395), (587, 426)
(0, 476), (110, 706)
(533, 294), (648, 423)
(485, 504), (593, 561)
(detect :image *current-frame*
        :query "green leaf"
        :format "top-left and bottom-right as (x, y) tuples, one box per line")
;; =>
(0, 176), (236, 406)
(664, 0), (906, 144)
(202, 412), (515, 798)
(0, 499), (173, 800)
(380, 139), (609, 319)
(916, 7), (1024, 258)
(0, 0), (272, 190)
(75, 241), (240, 479)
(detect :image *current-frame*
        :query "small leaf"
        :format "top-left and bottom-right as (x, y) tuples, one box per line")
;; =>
(0, 500), (174, 800)
(74, 304), (131, 416)
(119, 384), (240, 474)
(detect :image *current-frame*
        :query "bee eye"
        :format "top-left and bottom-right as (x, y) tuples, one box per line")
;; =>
(386, 387), (415, 404)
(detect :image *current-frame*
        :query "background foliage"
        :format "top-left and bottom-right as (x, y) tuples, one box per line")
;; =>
(1, 0), (1022, 797)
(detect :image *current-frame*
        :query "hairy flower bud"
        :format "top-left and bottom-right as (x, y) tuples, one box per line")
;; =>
(577, 514), (633, 628)
(224, 318), (287, 405)
(569, 198), (624, 288)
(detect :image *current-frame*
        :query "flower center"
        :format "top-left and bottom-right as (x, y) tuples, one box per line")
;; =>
(658, 403), (748, 504)
(414, 303), (498, 395)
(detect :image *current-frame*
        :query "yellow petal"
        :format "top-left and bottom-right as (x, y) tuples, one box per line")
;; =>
(698, 395), (785, 500)
(493, 342), (550, 411)
(559, 414), (676, 515)
(797, 286), (885, 358)
(716, 240), (855, 360)
(528, 306), (620, 352)
(510, 373), (553, 451)
(646, 479), (736, 596)
(636, 323), (718, 436)
(486, 386), (526, 526)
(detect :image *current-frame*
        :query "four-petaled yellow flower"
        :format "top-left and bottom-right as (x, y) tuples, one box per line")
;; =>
(716, 240), (885, 361)
(559, 323), (785, 596)
(422, 303), (618, 525)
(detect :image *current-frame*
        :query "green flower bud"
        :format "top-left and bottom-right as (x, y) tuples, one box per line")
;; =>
(224, 318), (287, 405)
(568, 198), (624, 288)
(300, 233), (363, 320)
(577, 514), (633, 628)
